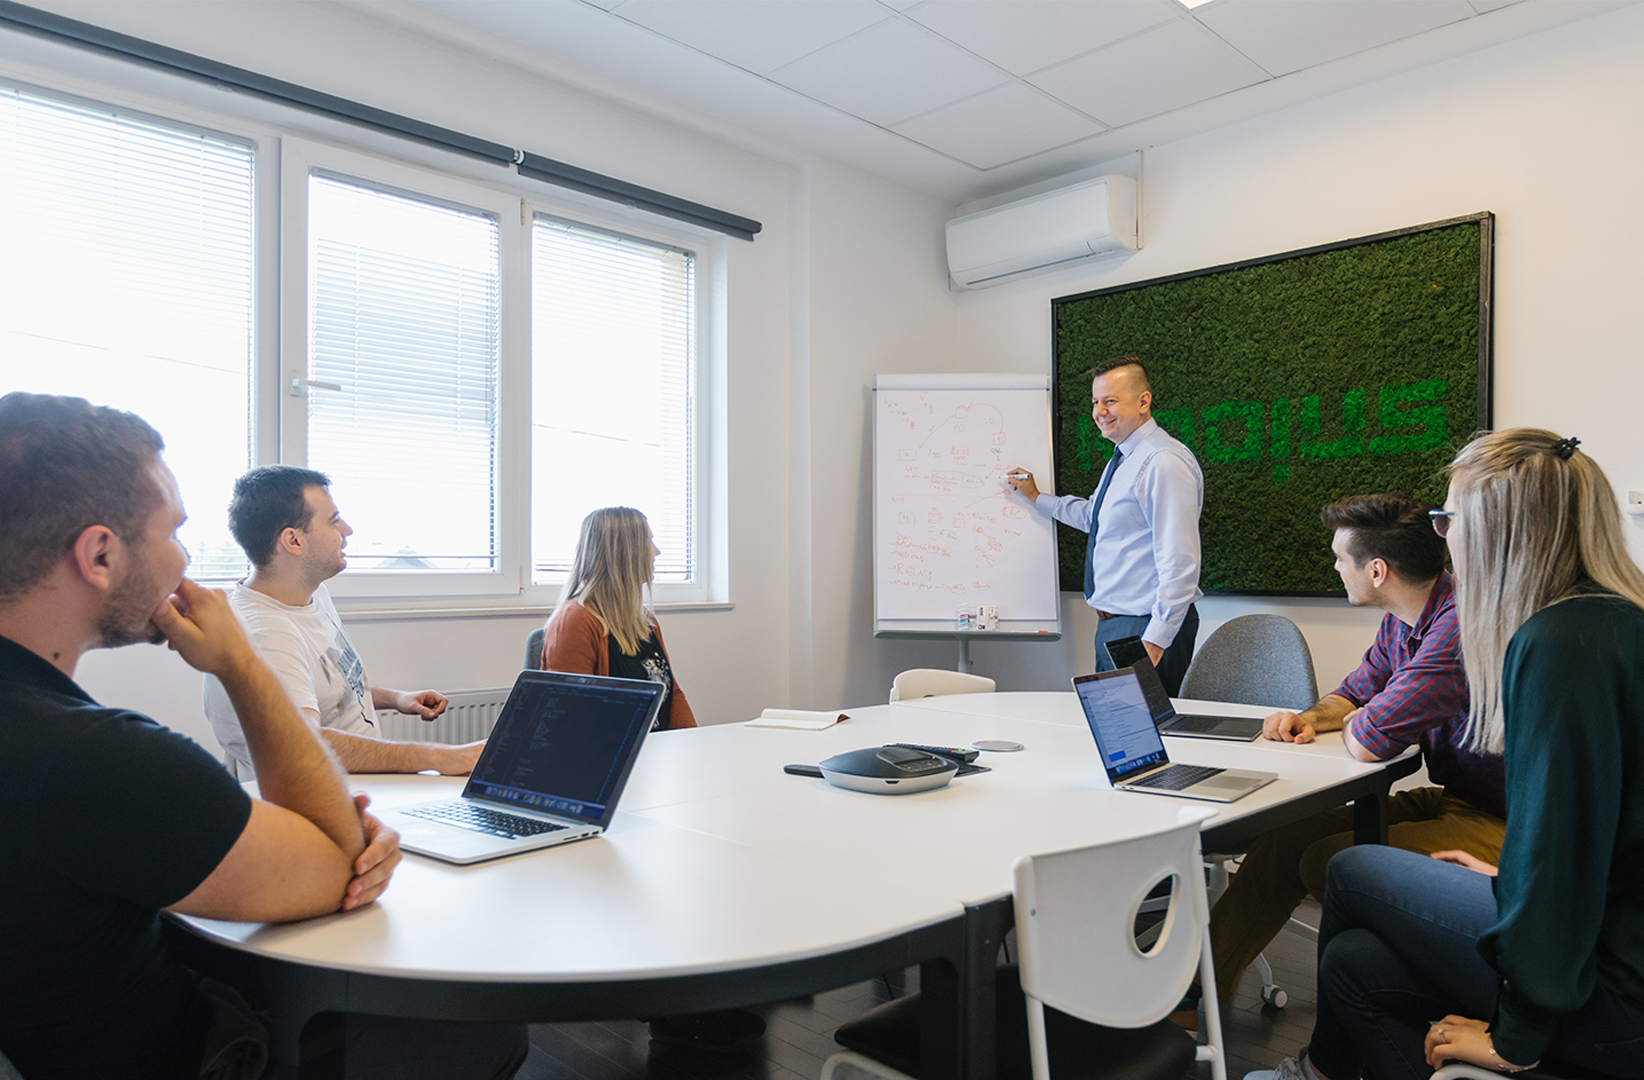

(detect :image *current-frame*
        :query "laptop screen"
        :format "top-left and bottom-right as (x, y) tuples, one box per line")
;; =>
(461, 671), (663, 827)
(1101, 636), (1176, 722)
(1072, 669), (1169, 780)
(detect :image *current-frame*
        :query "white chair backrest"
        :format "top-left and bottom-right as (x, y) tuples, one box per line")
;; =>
(1012, 817), (1208, 1030)
(888, 668), (997, 703)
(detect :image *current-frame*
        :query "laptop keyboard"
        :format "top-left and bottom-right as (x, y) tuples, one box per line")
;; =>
(404, 801), (569, 839)
(1168, 715), (1225, 733)
(1129, 764), (1224, 791)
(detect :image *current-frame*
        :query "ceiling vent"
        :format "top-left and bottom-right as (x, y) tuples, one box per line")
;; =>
(946, 176), (1138, 290)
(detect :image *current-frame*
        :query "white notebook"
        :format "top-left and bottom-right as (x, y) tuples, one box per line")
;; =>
(744, 709), (849, 730)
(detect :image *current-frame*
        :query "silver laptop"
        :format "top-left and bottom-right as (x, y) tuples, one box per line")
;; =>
(1072, 668), (1276, 803)
(1102, 636), (1264, 742)
(380, 670), (665, 864)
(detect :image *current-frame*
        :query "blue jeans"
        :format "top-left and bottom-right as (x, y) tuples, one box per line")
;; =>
(1309, 846), (1644, 1080)
(1091, 604), (1198, 697)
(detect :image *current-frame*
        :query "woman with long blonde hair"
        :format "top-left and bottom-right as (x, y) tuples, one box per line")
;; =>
(1250, 431), (1644, 1080)
(540, 507), (696, 730)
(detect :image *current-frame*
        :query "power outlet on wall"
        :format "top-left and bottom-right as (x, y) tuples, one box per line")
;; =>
(1627, 491), (1644, 517)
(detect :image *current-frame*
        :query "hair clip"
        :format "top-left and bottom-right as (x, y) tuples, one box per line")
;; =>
(1552, 436), (1581, 460)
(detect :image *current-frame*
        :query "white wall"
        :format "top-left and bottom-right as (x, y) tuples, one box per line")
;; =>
(936, 4), (1644, 695)
(40, 2), (1644, 743)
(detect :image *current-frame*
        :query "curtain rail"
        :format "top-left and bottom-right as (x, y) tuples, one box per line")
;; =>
(0, 1), (762, 241)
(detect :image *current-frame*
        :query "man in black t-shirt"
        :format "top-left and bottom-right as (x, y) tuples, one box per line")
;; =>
(0, 394), (526, 1080)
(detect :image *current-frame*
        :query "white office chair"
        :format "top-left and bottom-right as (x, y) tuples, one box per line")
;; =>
(888, 669), (996, 702)
(822, 814), (1226, 1080)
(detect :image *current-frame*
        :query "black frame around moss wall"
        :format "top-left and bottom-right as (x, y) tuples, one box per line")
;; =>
(1050, 212), (1494, 597)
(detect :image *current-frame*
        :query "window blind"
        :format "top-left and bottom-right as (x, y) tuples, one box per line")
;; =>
(0, 82), (254, 579)
(531, 218), (695, 583)
(307, 174), (500, 571)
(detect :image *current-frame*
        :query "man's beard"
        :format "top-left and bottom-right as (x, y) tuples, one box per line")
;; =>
(97, 550), (167, 648)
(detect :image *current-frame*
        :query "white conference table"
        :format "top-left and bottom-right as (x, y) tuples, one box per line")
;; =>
(168, 693), (1418, 1079)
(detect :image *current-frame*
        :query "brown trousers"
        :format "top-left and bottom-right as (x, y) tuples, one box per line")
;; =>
(1207, 786), (1506, 1004)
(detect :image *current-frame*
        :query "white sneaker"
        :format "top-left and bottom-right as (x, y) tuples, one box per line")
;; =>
(1242, 1057), (1310, 1080)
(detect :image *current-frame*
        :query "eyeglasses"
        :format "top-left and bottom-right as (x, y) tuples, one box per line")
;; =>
(1428, 509), (1454, 538)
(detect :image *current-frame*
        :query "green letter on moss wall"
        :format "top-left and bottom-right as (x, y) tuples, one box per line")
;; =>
(1153, 408), (1197, 454)
(1298, 389), (1366, 460)
(1368, 379), (1448, 456)
(1203, 400), (1264, 464)
(1271, 399), (1291, 481)
(1075, 412), (1096, 471)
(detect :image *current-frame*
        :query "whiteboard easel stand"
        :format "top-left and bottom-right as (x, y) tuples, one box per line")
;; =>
(873, 628), (1063, 674)
(871, 373), (1063, 673)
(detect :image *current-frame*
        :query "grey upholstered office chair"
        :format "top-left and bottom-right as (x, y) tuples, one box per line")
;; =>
(888, 668), (996, 702)
(1179, 614), (1318, 712)
(1178, 613), (1319, 1008)
(524, 627), (545, 671)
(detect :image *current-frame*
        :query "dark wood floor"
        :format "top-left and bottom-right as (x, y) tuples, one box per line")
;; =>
(517, 900), (1322, 1080)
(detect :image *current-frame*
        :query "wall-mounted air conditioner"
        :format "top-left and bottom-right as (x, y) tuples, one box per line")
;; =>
(945, 175), (1138, 290)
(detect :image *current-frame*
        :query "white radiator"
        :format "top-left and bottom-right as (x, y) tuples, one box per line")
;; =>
(374, 685), (513, 745)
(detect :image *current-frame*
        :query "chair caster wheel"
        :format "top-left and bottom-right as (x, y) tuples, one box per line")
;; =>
(1262, 986), (1288, 1009)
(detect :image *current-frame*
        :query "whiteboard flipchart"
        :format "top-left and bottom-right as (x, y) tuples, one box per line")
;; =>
(873, 374), (1061, 635)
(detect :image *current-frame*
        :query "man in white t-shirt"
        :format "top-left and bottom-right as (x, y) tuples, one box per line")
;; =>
(204, 466), (485, 780)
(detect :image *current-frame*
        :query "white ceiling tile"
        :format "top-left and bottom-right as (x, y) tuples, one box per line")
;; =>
(878, 0), (925, 10)
(768, 18), (1012, 126)
(1028, 17), (1268, 127)
(1194, 0), (1477, 76)
(614, 1), (891, 75)
(1468, 0), (1523, 12)
(403, 0), (1620, 202)
(906, 0), (1179, 75)
(892, 82), (1106, 169)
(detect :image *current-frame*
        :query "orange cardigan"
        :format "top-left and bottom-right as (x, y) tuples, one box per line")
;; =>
(539, 599), (697, 729)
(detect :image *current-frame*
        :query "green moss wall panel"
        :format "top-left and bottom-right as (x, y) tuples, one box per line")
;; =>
(1051, 214), (1493, 596)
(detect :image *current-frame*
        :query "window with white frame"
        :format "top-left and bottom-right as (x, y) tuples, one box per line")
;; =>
(304, 172), (503, 575)
(0, 83), (712, 603)
(0, 82), (255, 579)
(530, 217), (696, 584)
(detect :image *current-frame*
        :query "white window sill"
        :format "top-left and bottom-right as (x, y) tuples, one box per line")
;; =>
(334, 600), (735, 622)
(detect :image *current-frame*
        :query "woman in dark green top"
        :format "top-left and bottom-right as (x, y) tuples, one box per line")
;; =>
(1247, 430), (1644, 1080)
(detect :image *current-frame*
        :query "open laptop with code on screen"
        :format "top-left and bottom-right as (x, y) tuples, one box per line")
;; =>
(379, 669), (665, 864)
(1072, 668), (1276, 803)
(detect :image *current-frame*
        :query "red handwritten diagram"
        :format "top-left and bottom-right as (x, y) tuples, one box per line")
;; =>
(875, 383), (1057, 622)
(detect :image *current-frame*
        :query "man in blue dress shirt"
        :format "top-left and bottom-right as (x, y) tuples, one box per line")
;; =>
(1007, 356), (1204, 694)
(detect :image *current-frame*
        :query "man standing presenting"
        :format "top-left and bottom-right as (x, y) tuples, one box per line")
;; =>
(1007, 356), (1204, 693)
(205, 465), (484, 779)
(1202, 493), (1505, 1009)
(0, 393), (525, 1079)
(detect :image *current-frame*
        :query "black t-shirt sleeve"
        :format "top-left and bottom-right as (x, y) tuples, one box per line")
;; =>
(40, 712), (253, 909)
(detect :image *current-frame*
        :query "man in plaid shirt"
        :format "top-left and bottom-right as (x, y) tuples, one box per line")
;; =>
(1199, 494), (1506, 1012)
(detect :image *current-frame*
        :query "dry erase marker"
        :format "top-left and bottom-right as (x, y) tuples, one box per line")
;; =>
(1007, 471), (1030, 480)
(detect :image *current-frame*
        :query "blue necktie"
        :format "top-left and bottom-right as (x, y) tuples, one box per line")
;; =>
(1083, 446), (1124, 600)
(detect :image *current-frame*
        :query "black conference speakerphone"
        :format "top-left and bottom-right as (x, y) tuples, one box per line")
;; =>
(784, 743), (991, 779)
